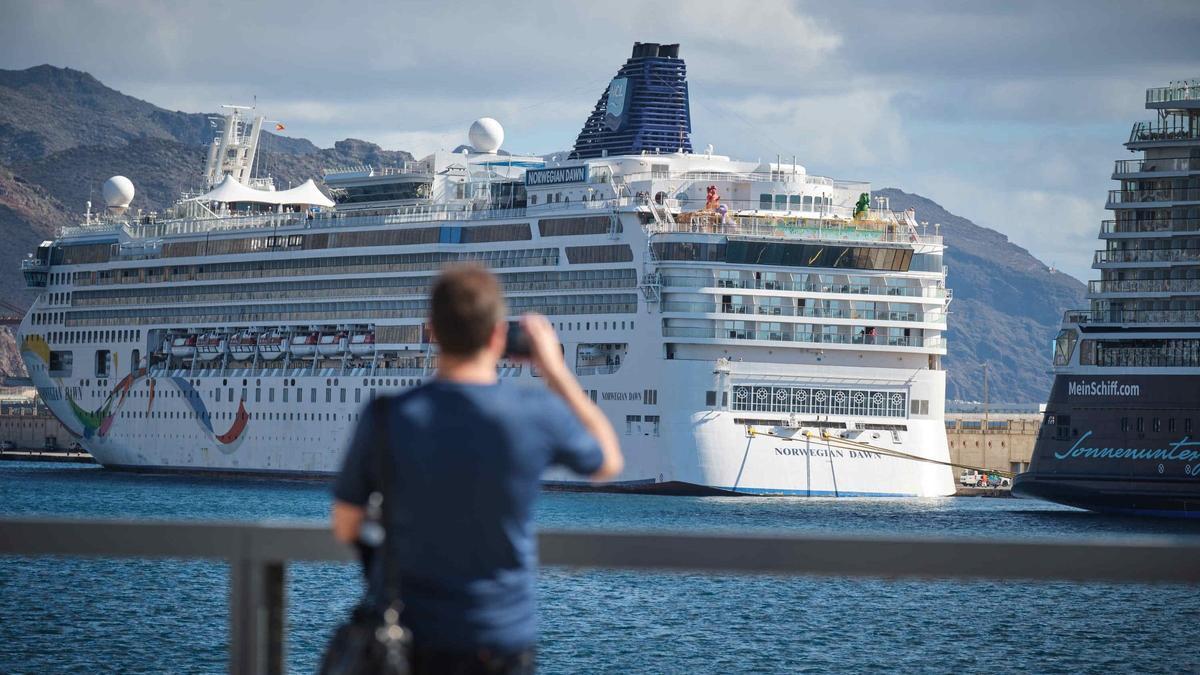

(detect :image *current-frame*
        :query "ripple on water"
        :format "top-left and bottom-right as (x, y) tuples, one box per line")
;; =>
(2, 462), (1199, 674)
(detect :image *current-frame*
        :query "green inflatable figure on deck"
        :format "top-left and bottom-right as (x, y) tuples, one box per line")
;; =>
(854, 192), (870, 219)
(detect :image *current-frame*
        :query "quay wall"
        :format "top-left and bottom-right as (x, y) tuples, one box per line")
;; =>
(945, 412), (1041, 475)
(0, 410), (73, 450)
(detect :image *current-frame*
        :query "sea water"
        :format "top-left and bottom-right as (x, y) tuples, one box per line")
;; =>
(1, 461), (1198, 674)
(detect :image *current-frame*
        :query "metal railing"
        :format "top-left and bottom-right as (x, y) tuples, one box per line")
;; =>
(663, 325), (943, 349)
(660, 301), (945, 325)
(648, 216), (942, 246)
(1107, 188), (1200, 205)
(1128, 121), (1200, 144)
(1, 518), (1198, 675)
(1094, 247), (1200, 264)
(660, 275), (949, 299)
(1099, 218), (1200, 235)
(1146, 81), (1200, 105)
(1065, 308), (1200, 324)
(1113, 157), (1198, 175)
(1089, 278), (1200, 295)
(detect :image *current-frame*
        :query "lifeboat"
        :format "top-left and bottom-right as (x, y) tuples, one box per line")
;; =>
(349, 332), (375, 356)
(257, 331), (287, 361)
(318, 331), (349, 356)
(170, 335), (197, 358)
(290, 332), (319, 358)
(228, 331), (258, 361)
(197, 333), (226, 361)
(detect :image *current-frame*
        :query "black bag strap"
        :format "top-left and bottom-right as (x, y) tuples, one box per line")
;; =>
(372, 396), (402, 606)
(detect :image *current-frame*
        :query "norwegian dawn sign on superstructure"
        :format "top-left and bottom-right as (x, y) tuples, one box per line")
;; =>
(17, 42), (954, 497)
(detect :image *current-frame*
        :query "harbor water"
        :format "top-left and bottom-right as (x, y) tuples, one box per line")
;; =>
(1, 461), (1199, 674)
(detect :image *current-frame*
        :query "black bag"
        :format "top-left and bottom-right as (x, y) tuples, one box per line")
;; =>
(320, 398), (411, 675)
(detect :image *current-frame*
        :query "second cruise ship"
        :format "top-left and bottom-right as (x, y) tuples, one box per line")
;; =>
(18, 43), (955, 496)
(1015, 78), (1200, 516)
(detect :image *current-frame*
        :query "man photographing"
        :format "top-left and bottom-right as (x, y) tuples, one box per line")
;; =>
(331, 265), (623, 674)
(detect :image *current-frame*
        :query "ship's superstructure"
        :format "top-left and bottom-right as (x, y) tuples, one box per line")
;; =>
(17, 43), (954, 496)
(1015, 79), (1200, 515)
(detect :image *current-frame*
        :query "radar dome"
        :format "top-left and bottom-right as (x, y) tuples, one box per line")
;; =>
(102, 175), (135, 209)
(468, 118), (504, 154)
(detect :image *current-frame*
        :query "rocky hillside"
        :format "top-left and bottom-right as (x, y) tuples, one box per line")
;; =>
(877, 189), (1087, 403)
(0, 65), (1086, 402)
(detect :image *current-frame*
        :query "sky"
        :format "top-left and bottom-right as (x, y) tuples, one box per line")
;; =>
(2, 0), (1198, 281)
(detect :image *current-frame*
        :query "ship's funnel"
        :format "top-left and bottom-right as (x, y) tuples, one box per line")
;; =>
(570, 42), (692, 159)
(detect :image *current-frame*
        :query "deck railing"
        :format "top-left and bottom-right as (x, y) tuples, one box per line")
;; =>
(1, 518), (1198, 675)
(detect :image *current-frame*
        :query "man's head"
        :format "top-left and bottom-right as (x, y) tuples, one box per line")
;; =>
(430, 264), (507, 358)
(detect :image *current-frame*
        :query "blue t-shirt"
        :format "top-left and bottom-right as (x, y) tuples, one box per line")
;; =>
(333, 379), (603, 653)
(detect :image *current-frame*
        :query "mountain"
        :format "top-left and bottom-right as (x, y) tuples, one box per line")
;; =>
(0, 65), (1087, 403)
(876, 189), (1086, 403)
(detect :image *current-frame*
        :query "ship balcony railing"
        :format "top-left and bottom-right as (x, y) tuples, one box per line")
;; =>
(663, 326), (943, 349)
(660, 301), (945, 325)
(1107, 188), (1200, 205)
(1146, 81), (1200, 106)
(618, 168), (847, 188)
(659, 275), (949, 299)
(1094, 248), (1200, 264)
(1088, 278), (1200, 295)
(1127, 121), (1200, 145)
(323, 162), (433, 179)
(574, 363), (621, 376)
(1064, 308), (1200, 325)
(647, 214), (942, 246)
(1112, 157), (1199, 176)
(20, 259), (46, 270)
(1099, 218), (1200, 235)
(61, 203), (533, 240)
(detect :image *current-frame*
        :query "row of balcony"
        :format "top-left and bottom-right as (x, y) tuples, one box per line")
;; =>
(1088, 278), (1200, 295)
(1128, 121), (1200, 145)
(1113, 157), (1199, 176)
(1099, 218), (1200, 235)
(1094, 248), (1200, 264)
(659, 275), (950, 299)
(1107, 187), (1200, 205)
(1146, 82), (1200, 106)
(1065, 308), (1200, 325)
(663, 325), (943, 349)
(660, 301), (945, 324)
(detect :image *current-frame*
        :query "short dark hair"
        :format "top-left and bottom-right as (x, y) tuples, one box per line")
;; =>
(430, 264), (507, 356)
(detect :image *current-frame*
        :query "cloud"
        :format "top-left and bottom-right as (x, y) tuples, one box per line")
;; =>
(3, 0), (1197, 282)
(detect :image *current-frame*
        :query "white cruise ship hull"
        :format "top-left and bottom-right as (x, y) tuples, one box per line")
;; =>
(20, 336), (953, 497)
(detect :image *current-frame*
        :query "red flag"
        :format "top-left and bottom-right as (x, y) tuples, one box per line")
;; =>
(275, 123), (285, 131)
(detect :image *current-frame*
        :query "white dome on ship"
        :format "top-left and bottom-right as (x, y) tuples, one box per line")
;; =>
(102, 175), (135, 208)
(468, 117), (504, 154)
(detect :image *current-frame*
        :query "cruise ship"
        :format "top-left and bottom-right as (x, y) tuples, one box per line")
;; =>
(1014, 79), (1200, 516)
(17, 43), (955, 496)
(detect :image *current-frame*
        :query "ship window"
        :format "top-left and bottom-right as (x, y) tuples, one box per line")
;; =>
(1120, 417), (1129, 432)
(1168, 418), (1176, 433)
(774, 194), (788, 210)
(1053, 329), (1078, 366)
(1153, 418), (1161, 433)
(759, 194), (772, 210)
(1187, 419), (1193, 434)
(1136, 417), (1144, 432)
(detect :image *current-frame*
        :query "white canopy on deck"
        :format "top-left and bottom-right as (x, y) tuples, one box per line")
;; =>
(188, 174), (335, 208)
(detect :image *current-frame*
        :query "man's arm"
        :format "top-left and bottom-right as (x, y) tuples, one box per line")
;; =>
(332, 500), (364, 543)
(522, 314), (624, 480)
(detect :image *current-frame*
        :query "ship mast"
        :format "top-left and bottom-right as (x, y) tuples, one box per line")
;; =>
(203, 105), (265, 189)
